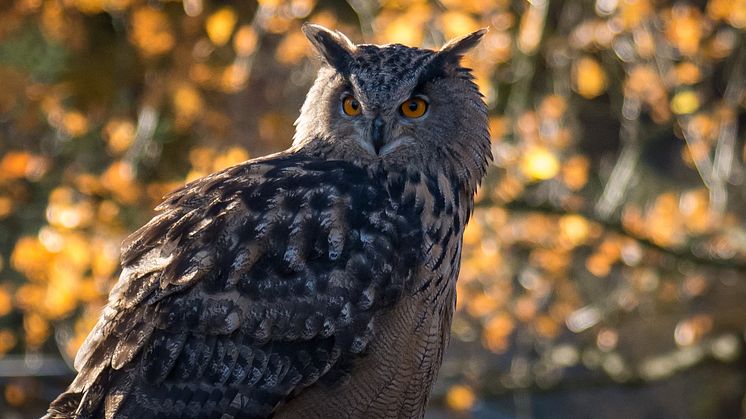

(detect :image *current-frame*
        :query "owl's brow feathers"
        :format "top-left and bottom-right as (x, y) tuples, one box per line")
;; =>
(302, 24), (488, 87)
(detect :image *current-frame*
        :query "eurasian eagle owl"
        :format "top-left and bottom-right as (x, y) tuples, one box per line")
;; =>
(47, 23), (491, 419)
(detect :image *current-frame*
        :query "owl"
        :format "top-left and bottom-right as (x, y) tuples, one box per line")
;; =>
(47, 23), (491, 419)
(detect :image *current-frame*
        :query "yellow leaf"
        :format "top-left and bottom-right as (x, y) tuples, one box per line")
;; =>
(520, 146), (560, 180)
(483, 312), (514, 353)
(44, 274), (80, 319)
(539, 95), (567, 119)
(535, 315), (560, 338)
(0, 151), (46, 180)
(73, 0), (103, 14)
(276, 31), (310, 65)
(104, 118), (136, 155)
(562, 155), (590, 190)
(382, 16), (424, 45)
(257, 0), (282, 7)
(214, 147), (250, 171)
(234, 25), (258, 56)
(673, 62), (701, 85)
(462, 219), (482, 246)
(0, 329), (17, 355)
(172, 84), (204, 128)
(517, 2), (547, 54)
(24, 312), (50, 347)
(101, 161), (140, 204)
(221, 63), (250, 93)
(574, 57), (607, 99)
(586, 253), (611, 277)
(11, 237), (51, 282)
(671, 90), (699, 115)
(440, 11), (480, 39)
(466, 293), (498, 318)
(0, 287), (12, 317)
(206, 7), (238, 47)
(446, 384), (476, 411)
(514, 295), (537, 322)
(130, 7), (174, 57)
(59, 233), (91, 273)
(559, 214), (590, 247)
(706, 0), (731, 21)
(665, 6), (703, 56)
(4, 383), (26, 406)
(619, 0), (653, 29)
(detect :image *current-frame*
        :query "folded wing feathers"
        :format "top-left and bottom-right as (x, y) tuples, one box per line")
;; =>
(50, 156), (422, 418)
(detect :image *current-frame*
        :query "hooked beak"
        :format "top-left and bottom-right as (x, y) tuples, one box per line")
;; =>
(370, 116), (385, 154)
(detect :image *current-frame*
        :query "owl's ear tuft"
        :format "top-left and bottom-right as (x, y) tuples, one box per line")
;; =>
(302, 23), (356, 74)
(418, 28), (488, 83)
(437, 28), (488, 63)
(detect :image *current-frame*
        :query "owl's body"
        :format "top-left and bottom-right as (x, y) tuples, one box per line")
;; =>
(48, 24), (490, 419)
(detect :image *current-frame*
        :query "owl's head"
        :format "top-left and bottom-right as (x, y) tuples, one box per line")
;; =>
(293, 24), (491, 190)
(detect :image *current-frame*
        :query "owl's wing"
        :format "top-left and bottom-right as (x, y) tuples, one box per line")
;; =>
(47, 154), (422, 419)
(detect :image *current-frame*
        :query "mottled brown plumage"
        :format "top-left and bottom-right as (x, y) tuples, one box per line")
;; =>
(48, 24), (490, 419)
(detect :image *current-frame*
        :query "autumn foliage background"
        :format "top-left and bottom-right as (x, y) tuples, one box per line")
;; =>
(0, 0), (745, 417)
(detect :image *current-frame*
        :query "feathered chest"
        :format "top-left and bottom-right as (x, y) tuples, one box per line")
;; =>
(384, 168), (469, 296)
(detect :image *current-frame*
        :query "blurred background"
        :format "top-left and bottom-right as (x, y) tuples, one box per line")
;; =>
(0, 0), (745, 417)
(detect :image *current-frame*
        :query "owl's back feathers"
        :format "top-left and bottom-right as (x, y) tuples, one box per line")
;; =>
(48, 153), (424, 418)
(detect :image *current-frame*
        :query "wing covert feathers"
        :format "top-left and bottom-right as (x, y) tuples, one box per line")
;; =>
(48, 154), (424, 418)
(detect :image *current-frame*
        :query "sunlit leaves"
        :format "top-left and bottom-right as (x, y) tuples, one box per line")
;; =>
(130, 7), (174, 57)
(172, 84), (204, 129)
(520, 146), (560, 180)
(11, 237), (51, 282)
(618, 0), (653, 29)
(439, 11), (480, 39)
(561, 155), (590, 191)
(0, 330), (17, 356)
(445, 384), (476, 411)
(103, 118), (136, 155)
(24, 312), (49, 348)
(559, 215), (591, 247)
(625, 65), (670, 122)
(670, 90), (700, 115)
(186, 146), (250, 181)
(0, 152), (48, 181)
(0, 0), (744, 414)
(0, 288), (11, 317)
(573, 56), (607, 99)
(664, 5), (705, 57)
(101, 161), (139, 204)
(707, 0), (746, 28)
(206, 7), (238, 46)
(376, 3), (432, 45)
(517, 0), (546, 54)
(234, 25), (259, 56)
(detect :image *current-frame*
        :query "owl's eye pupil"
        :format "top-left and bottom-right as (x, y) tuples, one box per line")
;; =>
(407, 102), (418, 112)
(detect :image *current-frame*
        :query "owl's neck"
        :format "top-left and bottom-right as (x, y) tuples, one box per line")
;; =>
(290, 136), (488, 205)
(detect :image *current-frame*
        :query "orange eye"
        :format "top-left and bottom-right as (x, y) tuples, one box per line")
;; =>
(342, 95), (362, 116)
(400, 97), (428, 118)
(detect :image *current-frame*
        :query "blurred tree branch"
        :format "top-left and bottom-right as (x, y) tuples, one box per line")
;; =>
(478, 197), (746, 273)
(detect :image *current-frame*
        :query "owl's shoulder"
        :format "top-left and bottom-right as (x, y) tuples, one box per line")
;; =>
(113, 152), (427, 327)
